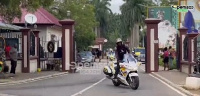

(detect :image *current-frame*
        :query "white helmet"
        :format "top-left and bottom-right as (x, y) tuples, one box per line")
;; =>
(116, 38), (122, 43)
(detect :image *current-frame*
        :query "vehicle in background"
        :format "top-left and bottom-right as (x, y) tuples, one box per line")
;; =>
(78, 51), (94, 66)
(134, 47), (145, 63)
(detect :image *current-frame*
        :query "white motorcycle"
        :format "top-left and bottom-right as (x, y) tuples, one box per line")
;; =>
(103, 54), (141, 90)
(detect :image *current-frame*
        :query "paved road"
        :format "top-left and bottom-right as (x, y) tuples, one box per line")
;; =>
(0, 62), (185, 96)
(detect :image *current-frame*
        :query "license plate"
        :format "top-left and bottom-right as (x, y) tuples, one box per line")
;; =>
(129, 73), (138, 77)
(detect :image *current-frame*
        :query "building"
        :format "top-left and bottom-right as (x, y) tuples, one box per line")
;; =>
(0, 7), (63, 73)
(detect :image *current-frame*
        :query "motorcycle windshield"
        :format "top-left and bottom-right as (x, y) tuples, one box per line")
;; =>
(123, 54), (137, 63)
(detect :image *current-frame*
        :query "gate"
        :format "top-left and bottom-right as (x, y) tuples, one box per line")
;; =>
(39, 36), (62, 71)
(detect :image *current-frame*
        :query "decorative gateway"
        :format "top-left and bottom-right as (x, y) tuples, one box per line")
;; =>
(148, 7), (178, 48)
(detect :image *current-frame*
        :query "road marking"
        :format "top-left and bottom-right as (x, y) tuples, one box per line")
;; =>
(140, 68), (187, 96)
(0, 73), (68, 86)
(71, 77), (106, 96)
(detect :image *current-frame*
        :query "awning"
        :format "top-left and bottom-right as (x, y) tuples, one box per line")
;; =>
(0, 22), (23, 30)
(89, 45), (99, 48)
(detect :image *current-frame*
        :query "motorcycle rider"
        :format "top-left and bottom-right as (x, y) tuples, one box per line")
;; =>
(113, 38), (130, 79)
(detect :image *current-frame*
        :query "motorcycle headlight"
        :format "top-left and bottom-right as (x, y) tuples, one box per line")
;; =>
(126, 66), (137, 71)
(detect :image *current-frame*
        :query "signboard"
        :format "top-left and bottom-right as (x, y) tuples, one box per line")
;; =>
(148, 6), (179, 29)
(47, 41), (55, 53)
(148, 7), (178, 48)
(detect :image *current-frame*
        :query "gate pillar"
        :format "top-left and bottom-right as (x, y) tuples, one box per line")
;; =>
(59, 19), (75, 72)
(188, 33), (198, 74)
(144, 18), (161, 73)
(178, 27), (188, 72)
(20, 28), (31, 73)
(33, 30), (40, 68)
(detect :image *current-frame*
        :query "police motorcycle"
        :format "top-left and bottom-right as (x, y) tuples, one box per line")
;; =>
(109, 52), (115, 61)
(103, 54), (142, 90)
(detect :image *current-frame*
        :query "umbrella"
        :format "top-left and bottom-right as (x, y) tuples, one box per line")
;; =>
(184, 11), (198, 33)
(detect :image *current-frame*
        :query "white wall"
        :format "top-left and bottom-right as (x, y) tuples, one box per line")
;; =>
(30, 59), (38, 73)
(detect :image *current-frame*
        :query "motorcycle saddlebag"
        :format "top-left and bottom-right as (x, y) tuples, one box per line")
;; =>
(103, 66), (113, 77)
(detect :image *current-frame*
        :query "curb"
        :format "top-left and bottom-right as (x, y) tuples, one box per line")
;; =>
(151, 72), (198, 96)
(0, 72), (68, 86)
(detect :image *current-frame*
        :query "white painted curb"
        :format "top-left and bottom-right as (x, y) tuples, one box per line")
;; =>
(0, 72), (68, 86)
(152, 72), (198, 96)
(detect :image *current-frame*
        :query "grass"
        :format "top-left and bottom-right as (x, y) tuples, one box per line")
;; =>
(159, 57), (177, 69)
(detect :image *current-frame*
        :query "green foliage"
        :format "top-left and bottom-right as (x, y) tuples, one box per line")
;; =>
(0, 0), (54, 23)
(160, 0), (178, 6)
(91, 0), (112, 37)
(159, 58), (177, 69)
(48, 0), (97, 51)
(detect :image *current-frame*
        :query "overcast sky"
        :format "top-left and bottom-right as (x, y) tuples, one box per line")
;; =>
(109, 0), (159, 14)
(109, 0), (124, 14)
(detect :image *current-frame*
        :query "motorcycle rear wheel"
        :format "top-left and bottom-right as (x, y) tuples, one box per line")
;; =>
(130, 76), (139, 90)
(112, 80), (120, 86)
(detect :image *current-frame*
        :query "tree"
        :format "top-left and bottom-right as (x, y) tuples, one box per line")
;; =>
(91, 0), (112, 37)
(104, 13), (121, 49)
(48, 0), (97, 51)
(0, 0), (54, 23)
(120, 0), (146, 49)
(160, 0), (178, 6)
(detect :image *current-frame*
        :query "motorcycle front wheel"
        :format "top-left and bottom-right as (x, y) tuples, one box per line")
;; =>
(112, 80), (120, 86)
(129, 76), (139, 90)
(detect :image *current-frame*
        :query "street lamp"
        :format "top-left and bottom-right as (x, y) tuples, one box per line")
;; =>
(140, 27), (145, 47)
(67, 10), (71, 19)
(104, 39), (107, 43)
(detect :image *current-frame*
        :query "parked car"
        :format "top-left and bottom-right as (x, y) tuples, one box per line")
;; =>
(134, 48), (145, 63)
(78, 51), (94, 66)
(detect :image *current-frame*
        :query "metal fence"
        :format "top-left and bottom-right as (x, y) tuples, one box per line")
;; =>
(39, 37), (62, 71)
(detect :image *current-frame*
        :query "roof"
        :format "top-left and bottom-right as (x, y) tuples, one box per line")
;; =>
(95, 38), (106, 45)
(13, 7), (61, 26)
(0, 22), (23, 30)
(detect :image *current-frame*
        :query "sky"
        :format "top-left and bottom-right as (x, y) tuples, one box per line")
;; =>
(109, 0), (159, 14)
(109, 0), (124, 14)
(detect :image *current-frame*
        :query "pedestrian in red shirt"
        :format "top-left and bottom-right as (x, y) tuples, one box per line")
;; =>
(5, 44), (11, 58)
(163, 47), (169, 71)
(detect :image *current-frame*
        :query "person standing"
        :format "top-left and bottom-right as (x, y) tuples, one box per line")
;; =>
(168, 46), (174, 70)
(9, 44), (18, 74)
(96, 49), (101, 62)
(5, 44), (11, 59)
(163, 47), (169, 71)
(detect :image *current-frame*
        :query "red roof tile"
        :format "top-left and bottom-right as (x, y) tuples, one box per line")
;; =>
(13, 7), (61, 26)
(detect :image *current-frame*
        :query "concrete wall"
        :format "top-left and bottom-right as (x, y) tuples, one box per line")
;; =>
(30, 59), (38, 73)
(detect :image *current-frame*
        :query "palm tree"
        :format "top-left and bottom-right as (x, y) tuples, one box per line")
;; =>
(91, 0), (113, 38)
(120, 0), (146, 49)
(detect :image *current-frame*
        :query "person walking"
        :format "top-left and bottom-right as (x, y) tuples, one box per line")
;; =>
(9, 44), (18, 75)
(168, 46), (174, 70)
(96, 49), (101, 62)
(163, 47), (169, 71)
